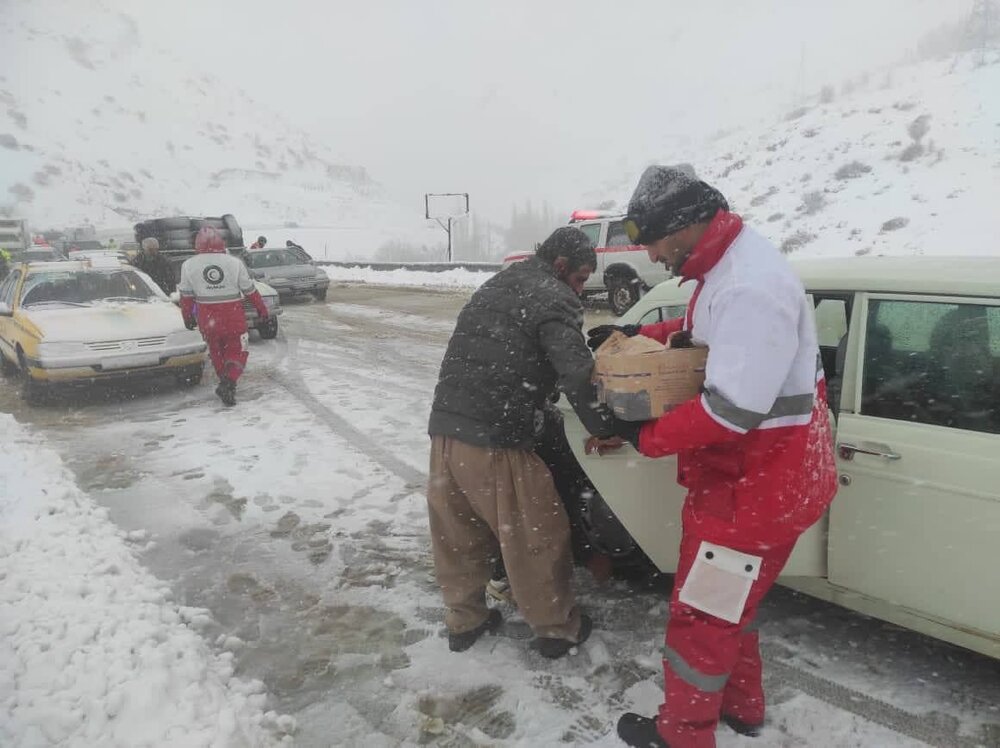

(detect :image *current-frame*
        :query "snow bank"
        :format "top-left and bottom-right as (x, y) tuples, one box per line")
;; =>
(322, 264), (493, 289)
(0, 414), (288, 747)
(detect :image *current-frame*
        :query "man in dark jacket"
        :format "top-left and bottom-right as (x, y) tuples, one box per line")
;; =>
(427, 226), (617, 658)
(131, 238), (176, 294)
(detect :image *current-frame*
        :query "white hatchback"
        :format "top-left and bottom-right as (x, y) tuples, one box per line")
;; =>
(563, 256), (1000, 659)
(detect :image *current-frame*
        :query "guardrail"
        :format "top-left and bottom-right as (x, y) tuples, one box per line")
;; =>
(315, 260), (501, 273)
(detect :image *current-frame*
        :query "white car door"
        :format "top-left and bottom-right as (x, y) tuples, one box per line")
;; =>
(829, 293), (1000, 641)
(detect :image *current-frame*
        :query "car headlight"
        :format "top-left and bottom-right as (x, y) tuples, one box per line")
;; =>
(263, 295), (277, 308)
(37, 341), (87, 357)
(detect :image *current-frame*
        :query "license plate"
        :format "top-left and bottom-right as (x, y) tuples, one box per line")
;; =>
(101, 353), (161, 370)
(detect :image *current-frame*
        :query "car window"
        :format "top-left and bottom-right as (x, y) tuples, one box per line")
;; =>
(637, 304), (687, 327)
(247, 250), (300, 268)
(860, 298), (1000, 435)
(577, 223), (601, 247)
(814, 298), (848, 348)
(606, 221), (631, 248)
(638, 308), (662, 325)
(20, 269), (157, 306)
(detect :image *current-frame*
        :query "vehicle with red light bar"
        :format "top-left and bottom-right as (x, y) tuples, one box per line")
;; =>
(500, 210), (672, 315)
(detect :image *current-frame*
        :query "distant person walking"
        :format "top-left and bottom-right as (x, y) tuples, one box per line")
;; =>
(178, 227), (270, 406)
(250, 235), (267, 250)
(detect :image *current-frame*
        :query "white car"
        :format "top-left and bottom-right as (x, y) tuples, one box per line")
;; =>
(563, 255), (1000, 659)
(0, 259), (207, 401)
(501, 210), (672, 315)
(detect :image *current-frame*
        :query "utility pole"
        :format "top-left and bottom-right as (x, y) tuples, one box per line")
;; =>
(425, 192), (469, 262)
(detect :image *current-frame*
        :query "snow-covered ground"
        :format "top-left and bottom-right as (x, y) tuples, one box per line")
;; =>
(1, 289), (997, 747)
(0, 414), (292, 747)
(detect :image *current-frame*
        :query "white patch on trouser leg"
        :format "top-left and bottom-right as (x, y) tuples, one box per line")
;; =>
(240, 332), (249, 352)
(678, 542), (762, 624)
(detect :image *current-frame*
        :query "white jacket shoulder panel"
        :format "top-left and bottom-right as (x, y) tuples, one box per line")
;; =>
(178, 254), (255, 303)
(691, 227), (820, 433)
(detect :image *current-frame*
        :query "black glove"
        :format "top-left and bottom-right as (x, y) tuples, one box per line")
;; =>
(587, 323), (641, 352)
(610, 417), (644, 450)
(184, 318), (197, 330)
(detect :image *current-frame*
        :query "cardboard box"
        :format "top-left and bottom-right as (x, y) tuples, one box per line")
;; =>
(594, 331), (707, 421)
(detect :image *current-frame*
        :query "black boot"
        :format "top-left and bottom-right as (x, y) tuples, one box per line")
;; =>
(448, 609), (502, 652)
(616, 713), (670, 747)
(215, 379), (236, 406)
(722, 713), (762, 737)
(533, 613), (593, 659)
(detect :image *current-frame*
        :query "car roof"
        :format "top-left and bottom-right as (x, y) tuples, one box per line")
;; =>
(640, 256), (1000, 307)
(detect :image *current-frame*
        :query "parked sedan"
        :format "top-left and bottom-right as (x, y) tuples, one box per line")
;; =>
(0, 259), (207, 401)
(564, 255), (1000, 660)
(245, 248), (329, 301)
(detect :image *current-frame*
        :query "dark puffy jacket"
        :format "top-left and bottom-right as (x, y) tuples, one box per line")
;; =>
(132, 253), (176, 294)
(429, 257), (614, 448)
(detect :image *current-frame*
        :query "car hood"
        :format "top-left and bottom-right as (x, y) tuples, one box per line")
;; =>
(254, 280), (278, 297)
(255, 264), (318, 280)
(24, 301), (188, 343)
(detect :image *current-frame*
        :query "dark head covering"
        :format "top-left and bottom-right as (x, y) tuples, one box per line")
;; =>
(626, 164), (728, 244)
(536, 226), (597, 270)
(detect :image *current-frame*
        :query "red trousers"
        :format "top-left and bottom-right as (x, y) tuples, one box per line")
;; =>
(197, 303), (249, 384)
(657, 532), (795, 748)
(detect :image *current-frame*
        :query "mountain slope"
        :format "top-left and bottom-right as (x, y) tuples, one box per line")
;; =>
(0, 0), (438, 257)
(585, 51), (1000, 258)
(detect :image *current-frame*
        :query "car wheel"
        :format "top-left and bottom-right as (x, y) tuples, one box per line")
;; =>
(16, 348), (45, 403)
(175, 364), (204, 387)
(607, 276), (641, 316)
(312, 288), (328, 302)
(162, 228), (194, 241)
(259, 317), (279, 339)
(222, 214), (243, 247)
(0, 351), (17, 377)
(156, 217), (193, 231)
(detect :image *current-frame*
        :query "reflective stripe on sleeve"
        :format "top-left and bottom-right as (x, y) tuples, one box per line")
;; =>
(703, 389), (815, 433)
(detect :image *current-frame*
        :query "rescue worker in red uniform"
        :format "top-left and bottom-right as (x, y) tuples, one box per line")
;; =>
(249, 235), (267, 250)
(590, 165), (838, 748)
(179, 227), (269, 406)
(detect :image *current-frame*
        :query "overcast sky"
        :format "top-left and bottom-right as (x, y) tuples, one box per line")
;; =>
(135, 0), (963, 221)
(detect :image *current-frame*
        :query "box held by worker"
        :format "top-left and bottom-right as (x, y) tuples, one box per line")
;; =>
(593, 331), (707, 421)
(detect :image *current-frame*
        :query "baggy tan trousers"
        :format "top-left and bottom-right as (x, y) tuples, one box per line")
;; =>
(426, 435), (582, 641)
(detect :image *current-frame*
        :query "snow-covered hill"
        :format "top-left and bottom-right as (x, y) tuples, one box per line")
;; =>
(0, 0), (440, 258)
(585, 51), (1000, 258)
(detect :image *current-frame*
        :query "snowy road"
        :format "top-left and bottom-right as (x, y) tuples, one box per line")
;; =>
(2, 284), (998, 747)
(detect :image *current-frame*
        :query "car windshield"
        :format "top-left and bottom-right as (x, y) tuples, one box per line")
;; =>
(19, 269), (157, 307)
(245, 249), (302, 269)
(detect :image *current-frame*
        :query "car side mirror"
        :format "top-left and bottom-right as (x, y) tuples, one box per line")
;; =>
(168, 291), (180, 304)
(0, 302), (12, 317)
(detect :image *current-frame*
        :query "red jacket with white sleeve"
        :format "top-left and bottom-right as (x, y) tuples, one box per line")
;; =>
(636, 210), (837, 549)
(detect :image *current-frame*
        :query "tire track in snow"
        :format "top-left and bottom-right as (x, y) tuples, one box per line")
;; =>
(764, 656), (988, 747)
(268, 332), (427, 489)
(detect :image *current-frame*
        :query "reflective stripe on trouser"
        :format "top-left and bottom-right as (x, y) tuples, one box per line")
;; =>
(425, 435), (581, 640)
(206, 334), (248, 383)
(656, 533), (795, 748)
